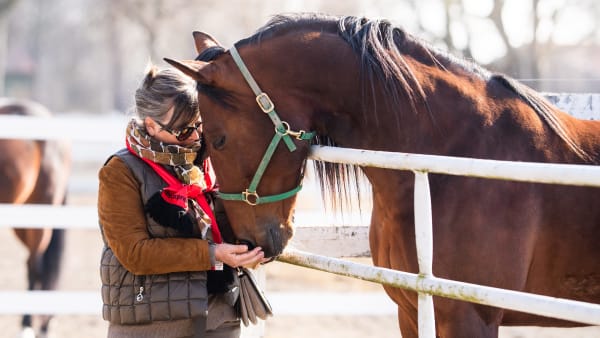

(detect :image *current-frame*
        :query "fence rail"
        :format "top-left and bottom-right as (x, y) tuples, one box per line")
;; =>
(0, 205), (371, 257)
(310, 146), (600, 187)
(279, 249), (600, 326)
(0, 290), (396, 316)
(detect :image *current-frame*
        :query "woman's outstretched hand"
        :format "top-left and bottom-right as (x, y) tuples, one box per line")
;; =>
(214, 243), (268, 268)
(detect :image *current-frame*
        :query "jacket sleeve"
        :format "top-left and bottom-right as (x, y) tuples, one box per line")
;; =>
(98, 156), (212, 275)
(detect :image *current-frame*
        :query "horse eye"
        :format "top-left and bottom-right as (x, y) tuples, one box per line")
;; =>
(212, 135), (226, 150)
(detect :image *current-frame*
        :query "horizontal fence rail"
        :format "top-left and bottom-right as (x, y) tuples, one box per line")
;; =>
(0, 205), (368, 229)
(308, 146), (600, 187)
(279, 249), (600, 326)
(0, 290), (396, 316)
(0, 205), (371, 257)
(0, 115), (128, 141)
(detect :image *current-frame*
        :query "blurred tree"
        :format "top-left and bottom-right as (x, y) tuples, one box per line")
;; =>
(105, 0), (126, 112)
(0, 0), (20, 94)
(488, 0), (541, 79)
(401, 0), (600, 91)
(113, 0), (180, 62)
(4, 0), (600, 112)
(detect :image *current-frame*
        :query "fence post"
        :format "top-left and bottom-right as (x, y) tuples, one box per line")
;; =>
(413, 171), (436, 338)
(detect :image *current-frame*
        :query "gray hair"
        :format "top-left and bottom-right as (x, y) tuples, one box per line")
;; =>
(134, 63), (199, 129)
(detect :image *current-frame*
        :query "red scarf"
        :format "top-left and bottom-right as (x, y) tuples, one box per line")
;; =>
(126, 141), (222, 244)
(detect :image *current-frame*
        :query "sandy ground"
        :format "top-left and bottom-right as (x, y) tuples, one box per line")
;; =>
(1, 162), (599, 338)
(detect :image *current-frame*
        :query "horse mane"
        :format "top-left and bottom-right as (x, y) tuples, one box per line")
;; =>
(490, 74), (592, 163)
(239, 13), (592, 211)
(244, 14), (435, 124)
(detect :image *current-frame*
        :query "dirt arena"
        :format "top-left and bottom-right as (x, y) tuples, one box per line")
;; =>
(1, 162), (599, 338)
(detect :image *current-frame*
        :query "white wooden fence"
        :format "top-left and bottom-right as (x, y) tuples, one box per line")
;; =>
(1, 93), (600, 337)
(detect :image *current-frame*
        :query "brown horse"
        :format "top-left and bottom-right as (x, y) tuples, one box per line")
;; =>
(166, 14), (600, 337)
(0, 98), (71, 338)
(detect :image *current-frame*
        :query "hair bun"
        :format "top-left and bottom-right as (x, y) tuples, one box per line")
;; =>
(142, 62), (159, 89)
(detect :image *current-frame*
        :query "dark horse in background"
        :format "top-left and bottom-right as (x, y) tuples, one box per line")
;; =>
(167, 13), (600, 338)
(0, 98), (70, 338)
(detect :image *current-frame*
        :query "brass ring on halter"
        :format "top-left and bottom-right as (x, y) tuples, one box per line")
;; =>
(275, 121), (291, 136)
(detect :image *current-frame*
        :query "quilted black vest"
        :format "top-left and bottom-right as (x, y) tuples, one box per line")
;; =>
(99, 148), (208, 325)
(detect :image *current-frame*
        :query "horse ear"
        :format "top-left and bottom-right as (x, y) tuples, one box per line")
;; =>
(193, 31), (222, 54)
(163, 58), (214, 85)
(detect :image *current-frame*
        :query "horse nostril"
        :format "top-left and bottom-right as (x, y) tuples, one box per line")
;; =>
(267, 226), (284, 257)
(237, 239), (256, 251)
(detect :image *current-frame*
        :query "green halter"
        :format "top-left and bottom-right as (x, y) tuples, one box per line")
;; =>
(217, 45), (316, 205)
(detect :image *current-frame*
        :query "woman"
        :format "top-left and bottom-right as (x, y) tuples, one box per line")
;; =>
(98, 64), (265, 338)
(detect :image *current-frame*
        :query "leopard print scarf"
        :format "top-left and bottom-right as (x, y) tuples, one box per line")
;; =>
(126, 119), (205, 188)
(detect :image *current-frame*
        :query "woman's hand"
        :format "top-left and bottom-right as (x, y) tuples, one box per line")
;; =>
(214, 243), (266, 268)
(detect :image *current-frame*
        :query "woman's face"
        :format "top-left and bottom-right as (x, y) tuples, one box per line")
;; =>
(144, 106), (202, 147)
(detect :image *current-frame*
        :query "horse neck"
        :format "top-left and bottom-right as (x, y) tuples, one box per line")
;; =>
(261, 33), (587, 163)
(315, 62), (559, 162)
(398, 66), (599, 164)
(284, 37), (473, 155)
(308, 63), (461, 155)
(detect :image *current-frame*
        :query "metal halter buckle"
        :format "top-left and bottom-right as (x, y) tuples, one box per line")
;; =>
(242, 190), (260, 206)
(256, 93), (275, 113)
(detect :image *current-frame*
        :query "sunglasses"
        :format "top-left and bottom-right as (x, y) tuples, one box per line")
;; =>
(155, 120), (202, 141)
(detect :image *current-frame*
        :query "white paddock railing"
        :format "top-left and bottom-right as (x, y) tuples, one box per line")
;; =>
(0, 204), (370, 257)
(283, 147), (600, 332)
(279, 248), (600, 326)
(0, 93), (599, 336)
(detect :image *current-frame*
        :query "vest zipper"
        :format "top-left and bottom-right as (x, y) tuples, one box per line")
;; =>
(136, 276), (146, 302)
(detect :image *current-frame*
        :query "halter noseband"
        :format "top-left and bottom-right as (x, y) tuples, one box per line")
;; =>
(216, 45), (315, 206)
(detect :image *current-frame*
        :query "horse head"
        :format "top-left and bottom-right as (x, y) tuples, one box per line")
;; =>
(166, 32), (317, 258)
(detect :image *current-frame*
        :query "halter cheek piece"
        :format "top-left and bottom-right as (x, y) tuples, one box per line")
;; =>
(216, 45), (316, 206)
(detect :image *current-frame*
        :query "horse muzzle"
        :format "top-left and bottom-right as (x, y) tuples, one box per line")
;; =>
(239, 222), (292, 259)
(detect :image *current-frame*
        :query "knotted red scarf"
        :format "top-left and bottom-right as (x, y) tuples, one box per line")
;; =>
(126, 140), (222, 244)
